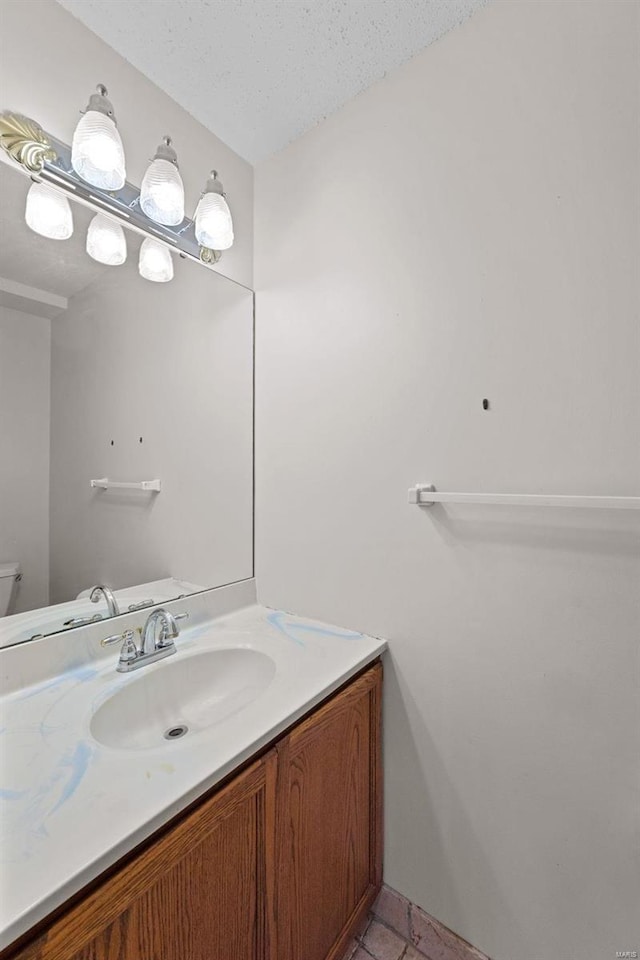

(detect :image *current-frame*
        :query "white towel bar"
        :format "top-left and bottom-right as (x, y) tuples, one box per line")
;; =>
(91, 478), (162, 492)
(408, 484), (640, 510)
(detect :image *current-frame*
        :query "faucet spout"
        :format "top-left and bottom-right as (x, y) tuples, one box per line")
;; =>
(140, 608), (180, 656)
(89, 584), (120, 617)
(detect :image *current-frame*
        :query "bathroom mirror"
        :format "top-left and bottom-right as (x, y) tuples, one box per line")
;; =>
(0, 160), (253, 647)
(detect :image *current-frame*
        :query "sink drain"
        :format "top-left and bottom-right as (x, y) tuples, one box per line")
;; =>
(164, 724), (189, 741)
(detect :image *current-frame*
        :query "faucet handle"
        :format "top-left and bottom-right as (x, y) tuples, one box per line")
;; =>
(127, 598), (154, 612)
(156, 611), (188, 648)
(64, 613), (103, 628)
(101, 632), (124, 646)
(118, 630), (139, 664)
(101, 629), (139, 664)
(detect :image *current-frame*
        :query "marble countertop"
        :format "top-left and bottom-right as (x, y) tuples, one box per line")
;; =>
(0, 601), (386, 951)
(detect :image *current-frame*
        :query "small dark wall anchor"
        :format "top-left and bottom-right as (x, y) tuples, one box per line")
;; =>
(482, 399), (490, 410)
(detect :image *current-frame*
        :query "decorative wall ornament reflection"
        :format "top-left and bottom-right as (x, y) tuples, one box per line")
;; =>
(0, 86), (233, 282)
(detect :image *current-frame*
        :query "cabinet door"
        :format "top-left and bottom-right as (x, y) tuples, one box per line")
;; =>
(13, 753), (276, 960)
(275, 663), (382, 960)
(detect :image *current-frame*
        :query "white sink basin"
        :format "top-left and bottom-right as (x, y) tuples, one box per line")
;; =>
(90, 648), (276, 750)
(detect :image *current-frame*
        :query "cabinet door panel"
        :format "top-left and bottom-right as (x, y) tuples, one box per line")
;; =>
(276, 664), (382, 960)
(12, 754), (275, 960)
(73, 797), (258, 960)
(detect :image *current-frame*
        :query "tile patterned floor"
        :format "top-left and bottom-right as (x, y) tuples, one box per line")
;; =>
(340, 885), (491, 960)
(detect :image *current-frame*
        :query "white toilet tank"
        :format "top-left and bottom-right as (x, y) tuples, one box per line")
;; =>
(0, 562), (20, 616)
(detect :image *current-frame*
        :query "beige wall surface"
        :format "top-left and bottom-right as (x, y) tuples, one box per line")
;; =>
(0, 0), (253, 289)
(0, 307), (50, 613)
(254, 2), (640, 959)
(49, 255), (253, 604)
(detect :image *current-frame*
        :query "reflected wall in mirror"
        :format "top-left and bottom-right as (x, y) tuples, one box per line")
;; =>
(0, 161), (253, 647)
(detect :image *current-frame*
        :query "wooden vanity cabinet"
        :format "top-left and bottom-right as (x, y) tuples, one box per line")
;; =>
(5, 661), (382, 960)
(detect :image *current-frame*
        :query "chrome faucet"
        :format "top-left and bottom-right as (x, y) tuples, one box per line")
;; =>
(141, 608), (181, 655)
(90, 584), (120, 617)
(101, 607), (188, 672)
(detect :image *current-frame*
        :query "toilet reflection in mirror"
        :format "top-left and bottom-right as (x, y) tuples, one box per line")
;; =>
(0, 562), (20, 618)
(0, 161), (254, 648)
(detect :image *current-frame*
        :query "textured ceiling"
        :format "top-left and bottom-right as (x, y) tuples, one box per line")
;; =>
(56, 0), (487, 164)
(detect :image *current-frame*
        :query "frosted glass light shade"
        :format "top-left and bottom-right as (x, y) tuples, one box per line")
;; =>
(86, 213), (127, 265)
(140, 159), (185, 226)
(25, 182), (73, 239)
(139, 238), (173, 282)
(194, 192), (234, 250)
(72, 111), (126, 190)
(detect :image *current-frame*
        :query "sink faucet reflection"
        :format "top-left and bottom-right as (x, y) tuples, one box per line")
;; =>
(63, 612), (103, 629)
(61, 584), (119, 630)
(90, 584), (120, 617)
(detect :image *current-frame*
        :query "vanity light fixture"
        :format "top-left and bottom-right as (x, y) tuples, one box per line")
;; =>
(140, 136), (185, 226)
(1, 102), (229, 274)
(86, 213), (127, 266)
(71, 84), (126, 190)
(139, 237), (174, 282)
(194, 171), (234, 250)
(24, 181), (73, 239)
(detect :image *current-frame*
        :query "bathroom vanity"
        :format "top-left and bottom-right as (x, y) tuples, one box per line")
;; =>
(0, 593), (385, 960)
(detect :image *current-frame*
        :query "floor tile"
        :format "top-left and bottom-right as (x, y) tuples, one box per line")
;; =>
(337, 887), (489, 960)
(402, 945), (427, 960)
(361, 919), (406, 960)
(352, 949), (375, 960)
(410, 904), (480, 960)
(372, 885), (411, 939)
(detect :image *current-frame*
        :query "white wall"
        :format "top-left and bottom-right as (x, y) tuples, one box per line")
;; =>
(254, 2), (640, 959)
(49, 254), (253, 604)
(0, 307), (50, 612)
(0, 0), (253, 288)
